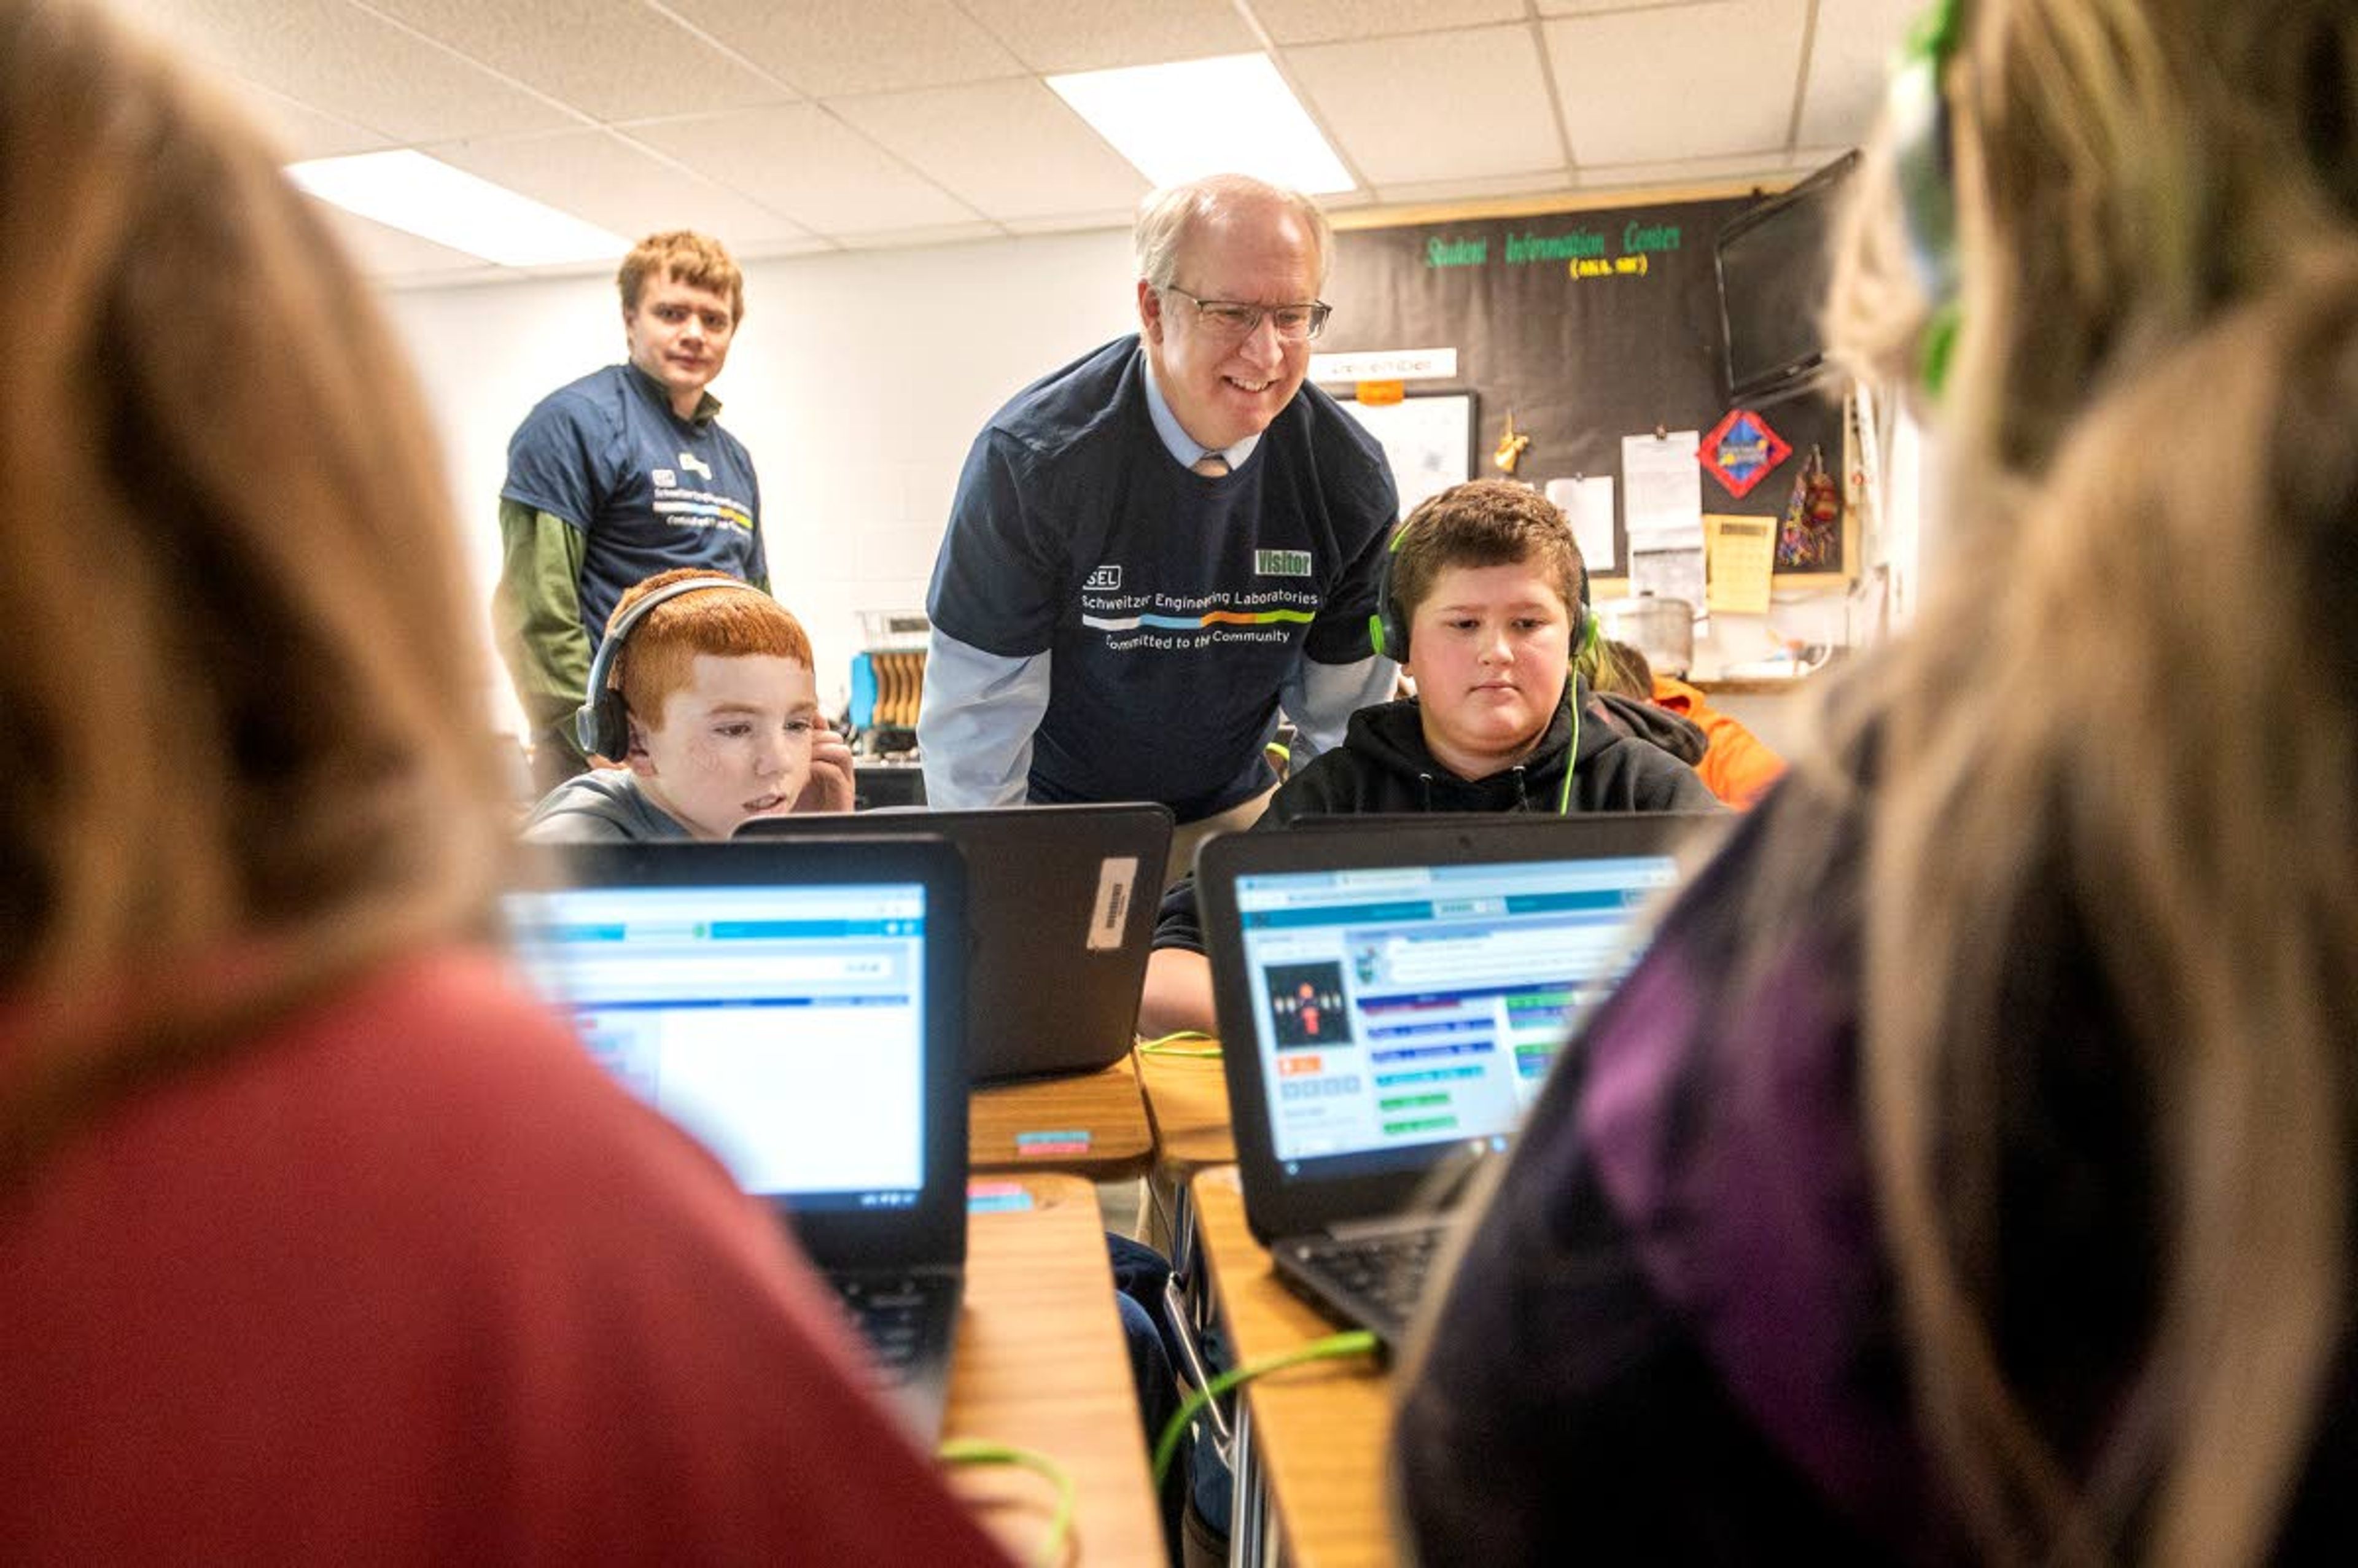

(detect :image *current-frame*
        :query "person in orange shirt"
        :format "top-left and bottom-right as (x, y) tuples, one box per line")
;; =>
(1592, 638), (1785, 807)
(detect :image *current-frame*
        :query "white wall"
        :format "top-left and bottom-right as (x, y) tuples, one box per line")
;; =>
(383, 231), (1926, 740)
(383, 227), (1141, 731)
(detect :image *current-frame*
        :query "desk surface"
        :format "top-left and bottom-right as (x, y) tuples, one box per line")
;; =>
(1191, 1168), (1396, 1568)
(970, 1056), (1154, 1178)
(946, 1174), (1165, 1566)
(1133, 1042), (1235, 1175)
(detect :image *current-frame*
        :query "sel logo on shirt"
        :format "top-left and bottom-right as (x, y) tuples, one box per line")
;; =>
(652, 468), (676, 487)
(679, 451), (714, 481)
(1084, 565), (1123, 591)
(1255, 549), (1312, 577)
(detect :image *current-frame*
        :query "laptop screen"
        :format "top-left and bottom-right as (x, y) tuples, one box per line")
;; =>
(1230, 851), (1678, 1183)
(505, 878), (931, 1214)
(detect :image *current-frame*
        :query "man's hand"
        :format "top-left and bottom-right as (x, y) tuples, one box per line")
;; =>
(798, 727), (857, 813)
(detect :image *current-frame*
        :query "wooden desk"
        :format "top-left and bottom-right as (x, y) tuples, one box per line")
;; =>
(1134, 1042), (1235, 1263)
(1190, 1167), (1396, 1568)
(946, 1174), (1165, 1566)
(970, 1056), (1154, 1179)
(1134, 1043), (1235, 1175)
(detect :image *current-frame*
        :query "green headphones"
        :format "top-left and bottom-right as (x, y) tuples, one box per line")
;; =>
(1890, 0), (1966, 395)
(1366, 513), (1597, 666)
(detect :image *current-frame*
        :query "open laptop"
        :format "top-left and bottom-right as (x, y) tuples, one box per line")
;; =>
(738, 803), (1173, 1082)
(504, 839), (969, 1440)
(1196, 813), (1703, 1345)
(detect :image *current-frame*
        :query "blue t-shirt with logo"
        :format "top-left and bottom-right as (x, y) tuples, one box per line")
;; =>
(928, 337), (1397, 822)
(502, 363), (766, 649)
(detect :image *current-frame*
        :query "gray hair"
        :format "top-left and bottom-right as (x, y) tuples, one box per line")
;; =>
(1134, 173), (1333, 292)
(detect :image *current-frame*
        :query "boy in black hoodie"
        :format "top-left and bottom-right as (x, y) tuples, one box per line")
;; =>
(1137, 478), (1717, 1035)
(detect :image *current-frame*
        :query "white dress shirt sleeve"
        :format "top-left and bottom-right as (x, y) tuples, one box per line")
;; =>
(918, 629), (1053, 807)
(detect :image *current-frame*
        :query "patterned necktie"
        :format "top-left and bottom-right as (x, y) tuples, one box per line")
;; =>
(1191, 451), (1230, 478)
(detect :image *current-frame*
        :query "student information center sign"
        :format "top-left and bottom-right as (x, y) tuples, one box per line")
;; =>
(1316, 195), (1846, 576)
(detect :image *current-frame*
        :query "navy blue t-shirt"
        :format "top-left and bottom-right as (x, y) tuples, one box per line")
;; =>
(502, 363), (766, 649)
(928, 338), (1398, 822)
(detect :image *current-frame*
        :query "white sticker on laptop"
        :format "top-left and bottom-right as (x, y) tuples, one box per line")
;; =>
(1088, 856), (1139, 951)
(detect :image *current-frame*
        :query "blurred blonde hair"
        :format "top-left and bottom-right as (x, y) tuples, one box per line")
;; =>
(0, 0), (511, 1174)
(1583, 637), (1656, 702)
(1819, 1), (2358, 1560)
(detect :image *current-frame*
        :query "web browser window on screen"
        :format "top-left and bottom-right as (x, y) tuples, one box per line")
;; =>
(507, 882), (930, 1209)
(1234, 856), (1678, 1178)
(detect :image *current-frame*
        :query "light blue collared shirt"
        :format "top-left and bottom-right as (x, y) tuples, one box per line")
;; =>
(1140, 350), (1263, 472)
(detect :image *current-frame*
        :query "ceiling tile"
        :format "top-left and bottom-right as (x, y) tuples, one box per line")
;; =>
(830, 79), (1147, 222)
(1002, 209), (1139, 237)
(361, 0), (793, 121)
(710, 234), (842, 263)
(1533, 0), (1723, 12)
(242, 80), (394, 160)
(627, 106), (982, 235)
(1291, 26), (1562, 187)
(1794, 0), (1916, 147)
(1255, 0), (1524, 47)
(1572, 149), (1821, 192)
(432, 129), (814, 248)
(955, 0), (1256, 73)
(310, 201), (502, 279)
(825, 220), (1007, 250)
(656, 0), (1026, 96)
(1362, 168), (1579, 208)
(1544, 1), (1805, 166)
(104, 0), (1868, 287)
(113, 0), (576, 141)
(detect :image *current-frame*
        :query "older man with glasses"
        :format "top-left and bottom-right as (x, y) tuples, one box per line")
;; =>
(920, 173), (1399, 881)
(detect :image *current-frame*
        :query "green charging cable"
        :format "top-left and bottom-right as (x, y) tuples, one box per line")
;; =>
(938, 1438), (1076, 1568)
(1135, 1030), (1222, 1059)
(1151, 1329), (1380, 1488)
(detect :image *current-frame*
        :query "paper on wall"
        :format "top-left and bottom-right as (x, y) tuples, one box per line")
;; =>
(1337, 394), (1474, 521)
(1621, 430), (1704, 552)
(1705, 514), (1775, 614)
(1544, 475), (1617, 572)
(1630, 549), (1707, 623)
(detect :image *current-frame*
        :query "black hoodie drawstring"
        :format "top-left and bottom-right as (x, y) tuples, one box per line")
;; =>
(1418, 772), (1434, 810)
(1511, 765), (1533, 812)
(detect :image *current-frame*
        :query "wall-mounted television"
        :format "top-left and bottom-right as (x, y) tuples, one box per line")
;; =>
(1714, 150), (1861, 406)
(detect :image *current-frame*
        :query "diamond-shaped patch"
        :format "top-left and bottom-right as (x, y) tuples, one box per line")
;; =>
(1697, 408), (1792, 499)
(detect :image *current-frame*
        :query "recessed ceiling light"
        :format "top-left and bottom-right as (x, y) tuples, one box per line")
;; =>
(285, 150), (629, 268)
(1048, 53), (1354, 195)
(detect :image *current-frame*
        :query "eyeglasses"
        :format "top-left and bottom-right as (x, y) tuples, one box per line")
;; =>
(1162, 286), (1332, 342)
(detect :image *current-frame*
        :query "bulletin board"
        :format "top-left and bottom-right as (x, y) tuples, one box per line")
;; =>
(1317, 192), (1850, 589)
(1334, 393), (1474, 521)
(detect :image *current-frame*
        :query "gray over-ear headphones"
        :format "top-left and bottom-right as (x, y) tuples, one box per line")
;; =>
(575, 575), (765, 760)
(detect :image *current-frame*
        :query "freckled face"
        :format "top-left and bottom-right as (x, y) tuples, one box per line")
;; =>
(626, 654), (817, 840)
(1401, 563), (1574, 780)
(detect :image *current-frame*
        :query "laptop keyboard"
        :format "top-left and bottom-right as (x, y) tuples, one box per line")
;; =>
(831, 1273), (954, 1388)
(1298, 1227), (1442, 1324)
